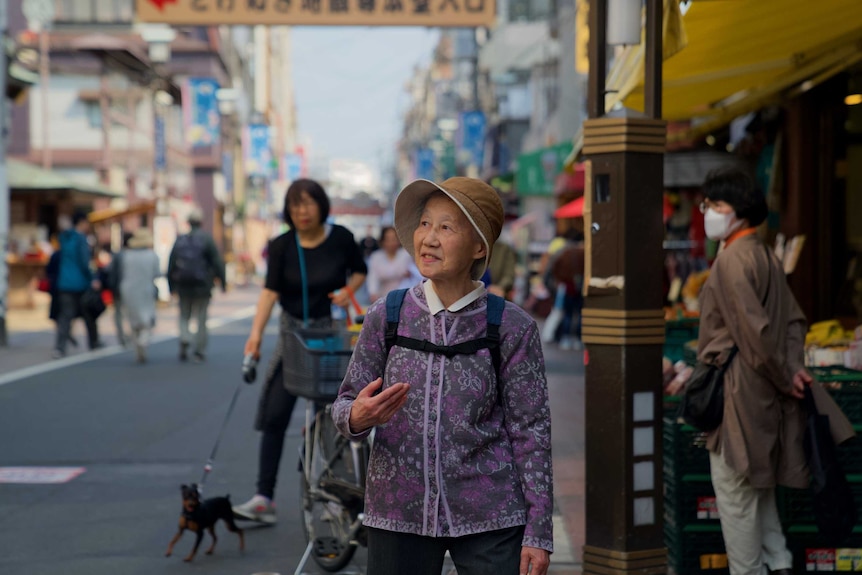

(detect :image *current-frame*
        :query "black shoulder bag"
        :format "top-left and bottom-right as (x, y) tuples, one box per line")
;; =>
(678, 245), (771, 432)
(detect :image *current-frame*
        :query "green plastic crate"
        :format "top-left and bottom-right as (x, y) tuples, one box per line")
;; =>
(779, 475), (862, 526)
(665, 523), (728, 575)
(664, 416), (711, 479)
(665, 473), (720, 528)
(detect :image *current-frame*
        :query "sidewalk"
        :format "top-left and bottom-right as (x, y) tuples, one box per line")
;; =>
(0, 290), (584, 573)
(0, 286), (261, 376)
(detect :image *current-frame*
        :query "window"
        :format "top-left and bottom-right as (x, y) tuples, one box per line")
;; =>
(84, 102), (102, 129)
(54, 0), (134, 24)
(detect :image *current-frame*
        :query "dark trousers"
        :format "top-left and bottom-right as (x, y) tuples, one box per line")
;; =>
(367, 526), (525, 575)
(256, 362), (300, 499)
(55, 291), (99, 353)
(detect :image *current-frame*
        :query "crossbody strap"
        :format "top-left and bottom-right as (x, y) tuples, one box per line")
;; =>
(295, 232), (309, 328)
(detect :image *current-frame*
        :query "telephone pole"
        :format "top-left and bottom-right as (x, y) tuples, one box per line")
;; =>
(0, 0), (9, 347)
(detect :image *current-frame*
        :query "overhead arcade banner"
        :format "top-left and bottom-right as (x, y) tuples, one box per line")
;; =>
(138, 0), (496, 27)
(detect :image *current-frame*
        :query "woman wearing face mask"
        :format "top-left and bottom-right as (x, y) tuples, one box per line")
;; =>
(696, 168), (822, 575)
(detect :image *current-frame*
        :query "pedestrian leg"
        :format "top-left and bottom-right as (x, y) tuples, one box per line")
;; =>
(178, 295), (193, 360)
(449, 526), (524, 575)
(759, 487), (793, 572)
(192, 296), (210, 359)
(709, 451), (765, 575)
(80, 293), (101, 350)
(55, 292), (78, 356)
(114, 299), (126, 347)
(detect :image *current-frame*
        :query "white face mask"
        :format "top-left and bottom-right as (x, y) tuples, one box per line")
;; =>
(704, 208), (742, 241)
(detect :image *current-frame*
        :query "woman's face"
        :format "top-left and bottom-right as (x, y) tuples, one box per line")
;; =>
(288, 191), (322, 232)
(413, 194), (485, 283)
(381, 228), (401, 255)
(700, 198), (735, 216)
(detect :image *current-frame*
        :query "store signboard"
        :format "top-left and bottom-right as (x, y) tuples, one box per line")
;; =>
(515, 142), (574, 197)
(414, 148), (435, 181)
(183, 78), (220, 148)
(459, 110), (486, 169)
(138, 0), (496, 27)
(244, 124), (273, 179)
(154, 115), (167, 170)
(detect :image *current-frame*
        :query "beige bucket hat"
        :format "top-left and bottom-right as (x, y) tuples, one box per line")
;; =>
(127, 228), (154, 249)
(394, 177), (504, 281)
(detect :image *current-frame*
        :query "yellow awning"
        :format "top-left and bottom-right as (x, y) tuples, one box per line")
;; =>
(606, 0), (862, 141)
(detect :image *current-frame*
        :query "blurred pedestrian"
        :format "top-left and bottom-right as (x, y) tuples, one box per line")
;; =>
(358, 224), (379, 260)
(44, 239), (78, 350)
(233, 178), (366, 524)
(366, 226), (414, 303)
(333, 177), (553, 575)
(104, 232), (133, 348)
(120, 228), (160, 364)
(53, 213), (101, 359)
(167, 207), (225, 363)
(486, 239), (517, 299)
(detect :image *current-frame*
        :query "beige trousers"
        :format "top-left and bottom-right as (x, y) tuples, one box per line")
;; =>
(709, 451), (793, 575)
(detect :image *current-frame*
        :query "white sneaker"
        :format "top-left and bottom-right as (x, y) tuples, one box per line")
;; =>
(232, 494), (276, 524)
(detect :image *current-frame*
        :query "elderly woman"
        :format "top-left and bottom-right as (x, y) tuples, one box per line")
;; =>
(332, 177), (553, 575)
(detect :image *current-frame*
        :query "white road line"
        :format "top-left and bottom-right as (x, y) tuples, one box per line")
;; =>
(0, 304), (258, 387)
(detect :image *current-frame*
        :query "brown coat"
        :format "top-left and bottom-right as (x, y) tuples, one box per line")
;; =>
(697, 234), (853, 490)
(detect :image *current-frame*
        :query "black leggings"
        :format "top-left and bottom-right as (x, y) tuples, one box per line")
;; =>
(367, 526), (525, 575)
(256, 362), (300, 500)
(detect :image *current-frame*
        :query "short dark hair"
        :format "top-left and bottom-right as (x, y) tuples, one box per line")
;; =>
(702, 167), (768, 227)
(72, 212), (88, 227)
(282, 178), (330, 228)
(379, 226), (397, 244)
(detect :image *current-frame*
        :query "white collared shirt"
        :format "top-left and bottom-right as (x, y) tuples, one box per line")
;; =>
(423, 280), (486, 315)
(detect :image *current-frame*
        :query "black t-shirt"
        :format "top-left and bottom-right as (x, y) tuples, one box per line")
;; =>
(265, 225), (367, 320)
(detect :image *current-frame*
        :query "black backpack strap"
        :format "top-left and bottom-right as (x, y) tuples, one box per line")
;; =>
(385, 289), (408, 356)
(485, 294), (505, 381)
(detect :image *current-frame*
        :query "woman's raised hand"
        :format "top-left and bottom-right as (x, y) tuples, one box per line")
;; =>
(348, 378), (410, 434)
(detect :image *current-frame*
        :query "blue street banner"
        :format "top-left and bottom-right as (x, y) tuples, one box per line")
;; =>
(244, 124), (272, 179)
(154, 115), (166, 171)
(414, 148), (435, 181)
(183, 77), (220, 148)
(460, 110), (486, 168)
(222, 152), (233, 193)
(284, 154), (303, 183)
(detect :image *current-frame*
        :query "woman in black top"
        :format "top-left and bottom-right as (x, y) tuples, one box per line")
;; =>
(233, 179), (367, 524)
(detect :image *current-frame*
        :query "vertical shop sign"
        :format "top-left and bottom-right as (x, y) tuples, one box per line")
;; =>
(244, 124), (272, 179)
(284, 153), (303, 183)
(183, 78), (221, 148)
(154, 114), (167, 170)
(460, 110), (486, 168)
(222, 151), (233, 193)
(414, 148), (435, 181)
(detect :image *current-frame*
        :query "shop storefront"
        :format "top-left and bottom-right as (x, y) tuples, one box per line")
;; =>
(6, 159), (122, 309)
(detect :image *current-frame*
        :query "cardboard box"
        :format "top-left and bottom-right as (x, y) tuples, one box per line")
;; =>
(836, 548), (862, 571)
(697, 496), (719, 520)
(807, 548), (836, 571)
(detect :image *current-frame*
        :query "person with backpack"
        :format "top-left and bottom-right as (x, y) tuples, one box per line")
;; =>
(332, 177), (553, 575)
(167, 207), (226, 363)
(53, 212), (103, 359)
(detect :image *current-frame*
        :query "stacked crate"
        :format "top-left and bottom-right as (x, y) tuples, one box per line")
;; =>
(663, 416), (728, 574)
(778, 367), (862, 572)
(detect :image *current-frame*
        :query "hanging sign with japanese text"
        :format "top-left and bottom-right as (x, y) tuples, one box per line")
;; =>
(138, 0), (496, 27)
(183, 77), (221, 148)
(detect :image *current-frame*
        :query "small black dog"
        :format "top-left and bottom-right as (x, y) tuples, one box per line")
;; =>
(165, 483), (245, 562)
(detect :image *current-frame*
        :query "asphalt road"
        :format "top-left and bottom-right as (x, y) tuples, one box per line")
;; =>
(0, 315), (356, 575)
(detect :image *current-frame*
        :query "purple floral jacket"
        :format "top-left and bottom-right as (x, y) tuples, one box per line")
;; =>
(332, 284), (554, 552)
